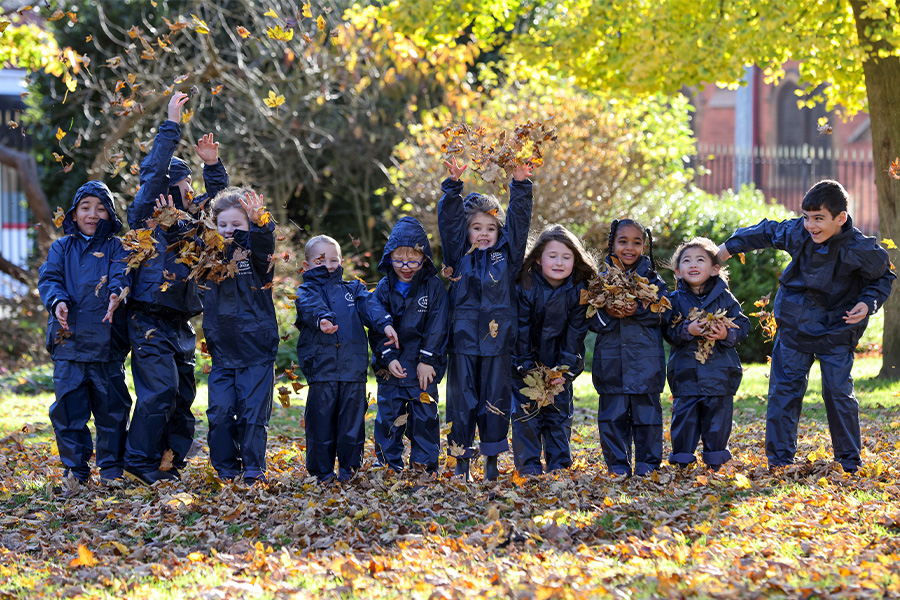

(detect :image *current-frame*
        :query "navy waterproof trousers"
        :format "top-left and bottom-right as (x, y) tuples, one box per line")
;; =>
(511, 383), (574, 475)
(304, 381), (366, 481)
(373, 384), (440, 472)
(669, 395), (733, 466)
(445, 353), (511, 458)
(597, 393), (662, 476)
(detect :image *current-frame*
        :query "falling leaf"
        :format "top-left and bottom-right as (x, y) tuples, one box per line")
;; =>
(191, 14), (209, 34)
(174, 73), (190, 84)
(69, 545), (96, 567)
(263, 90), (286, 108)
(488, 319), (499, 338)
(816, 117), (832, 135)
(52, 207), (65, 228)
(144, 328), (157, 341)
(237, 26), (251, 38)
(0, 20), (9, 33)
(181, 109), (194, 124)
(278, 385), (291, 408)
(267, 25), (294, 41)
(159, 449), (175, 472)
(419, 392), (433, 404)
(85, 35), (92, 42)
(393, 413), (408, 428)
(263, 9), (280, 18)
(302, 3), (313, 18)
(91, 252), (104, 258)
(882, 238), (897, 250)
(93, 275), (107, 297)
(211, 84), (223, 95)
(738, 252), (746, 265)
(55, 127), (66, 141)
(317, 15), (326, 31)
(889, 158), (900, 180)
(48, 10), (65, 21)
(7, 121), (18, 130)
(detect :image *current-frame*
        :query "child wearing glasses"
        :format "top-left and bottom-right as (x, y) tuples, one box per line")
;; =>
(368, 217), (449, 475)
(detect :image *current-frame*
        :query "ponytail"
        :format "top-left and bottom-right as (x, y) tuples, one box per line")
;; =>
(606, 219), (620, 259)
(646, 228), (658, 276)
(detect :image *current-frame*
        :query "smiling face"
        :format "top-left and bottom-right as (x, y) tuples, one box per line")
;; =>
(802, 207), (846, 244)
(538, 240), (575, 287)
(675, 246), (720, 293)
(612, 224), (645, 268)
(390, 246), (425, 283)
(216, 206), (250, 238)
(73, 195), (110, 236)
(468, 212), (500, 250)
(303, 240), (342, 274)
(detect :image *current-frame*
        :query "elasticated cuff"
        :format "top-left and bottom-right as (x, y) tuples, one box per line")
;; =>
(702, 449), (732, 466)
(669, 452), (698, 465)
(479, 439), (509, 457)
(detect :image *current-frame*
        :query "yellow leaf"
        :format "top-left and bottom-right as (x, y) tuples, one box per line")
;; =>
(55, 127), (66, 141)
(317, 15), (326, 31)
(419, 392), (433, 404)
(302, 3), (312, 18)
(738, 252), (745, 265)
(733, 473), (751, 489)
(181, 109), (194, 124)
(0, 19), (10, 33)
(236, 26), (251, 39)
(69, 544), (96, 567)
(111, 541), (128, 555)
(263, 90), (285, 108)
(263, 9), (279, 18)
(266, 26), (293, 41)
(187, 552), (204, 562)
(52, 207), (65, 228)
(191, 14), (209, 34)
(882, 238), (898, 250)
(49, 10), (65, 21)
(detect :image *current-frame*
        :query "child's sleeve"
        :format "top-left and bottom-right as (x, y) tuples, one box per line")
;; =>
(719, 291), (751, 349)
(512, 286), (537, 376)
(356, 281), (393, 332)
(723, 218), (794, 256)
(504, 178), (534, 276)
(127, 120), (181, 229)
(437, 178), (466, 269)
(248, 221), (276, 282)
(418, 278), (449, 367)
(367, 280), (395, 367)
(294, 283), (335, 330)
(108, 237), (132, 298)
(202, 158), (229, 200)
(38, 240), (69, 314)
(855, 243), (896, 314)
(557, 290), (590, 380)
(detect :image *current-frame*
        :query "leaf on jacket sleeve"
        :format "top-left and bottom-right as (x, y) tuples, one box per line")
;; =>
(393, 413), (408, 428)
(94, 275), (108, 297)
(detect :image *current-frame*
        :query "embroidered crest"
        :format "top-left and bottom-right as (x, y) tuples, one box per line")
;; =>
(418, 295), (428, 309)
(490, 251), (504, 265)
(345, 291), (354, 303)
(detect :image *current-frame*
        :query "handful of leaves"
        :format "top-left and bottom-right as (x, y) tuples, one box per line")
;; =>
(579, 257), (671, 318)
(518, 364), (570, 419)
(673, 307), (739, 364)
(441, 120), (557, 185)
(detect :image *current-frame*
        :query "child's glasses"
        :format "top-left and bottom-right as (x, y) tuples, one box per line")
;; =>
(391, 259), (423, 269)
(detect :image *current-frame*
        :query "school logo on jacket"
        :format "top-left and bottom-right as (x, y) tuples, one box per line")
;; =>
(237, 259), (251, 275)
(490, 251), (504, 265)
(417, 295), (428, 312)
(345, 291), (355, 304)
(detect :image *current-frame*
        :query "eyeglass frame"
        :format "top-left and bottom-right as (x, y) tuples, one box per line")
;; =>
(390, 259), (424, 269)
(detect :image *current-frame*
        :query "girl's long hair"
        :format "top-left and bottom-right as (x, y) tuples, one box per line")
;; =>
(668, 236), (729, 287)
(606, 218), (657, 275)
(519, 224), (597, 288)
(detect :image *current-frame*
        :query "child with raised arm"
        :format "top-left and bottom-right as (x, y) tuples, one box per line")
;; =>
(590, 219), (669, 477)
(369, 216), (449, 474)
(718, 180), (895, 472)
(124, 92), (229, 485)
(438, 157), (535, 481)
(38, 180), (131, 486)
(201, 188), (277, 485)
(666, 237), (750, 470)
(294, 236), (398, 483)
(511, 224), (593, 475)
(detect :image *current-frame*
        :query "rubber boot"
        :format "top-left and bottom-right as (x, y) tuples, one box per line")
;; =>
(484, 455), (499, 481)
(454, 458), (472, 482)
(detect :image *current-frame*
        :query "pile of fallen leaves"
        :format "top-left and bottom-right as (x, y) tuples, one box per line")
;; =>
(672, 307), (740, 364)
(579, 257), (672, 318)
(518, 364), (570, 414)
(441, 120), (557, 184)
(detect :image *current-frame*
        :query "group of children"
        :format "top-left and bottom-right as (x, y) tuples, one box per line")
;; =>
(38, 95), (896, 487)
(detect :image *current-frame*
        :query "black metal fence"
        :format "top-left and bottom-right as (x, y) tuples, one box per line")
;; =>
(693, 143), (879, 235)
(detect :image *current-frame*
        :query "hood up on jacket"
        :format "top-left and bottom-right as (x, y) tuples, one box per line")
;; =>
(62, 180), (123, 236)
(378, 216), (437, 277)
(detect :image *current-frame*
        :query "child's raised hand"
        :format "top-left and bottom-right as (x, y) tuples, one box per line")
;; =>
(102, 293), (122, 324)
(512, 161), (534, 181)
(239, 191), (266, 226)
(444, 157), (467, 181)
(417, 362), (435, 390)
(167, 92), (189, 123)
(388, 360), (407, 379)
(55, 302), (69, 330)
(383, 324), (400, 349)
(843, 301), (869, 324)
(320, 319), (338, 334)
(155, 193), (176, 211)
(194, 133), (219, 165)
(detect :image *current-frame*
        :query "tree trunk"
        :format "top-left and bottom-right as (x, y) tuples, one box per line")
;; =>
(0, 142), (54, 257)
(852, 0), (900, 379)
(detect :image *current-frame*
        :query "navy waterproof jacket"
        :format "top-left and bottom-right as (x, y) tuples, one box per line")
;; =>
(126, 120), (229, 318)
(437, 177), (533, 356)
(295, 266), (392, 383)
(38, 181), (130, 362)
(369, 217), (449, 386)
(589, 256), (670, 394)
(665, 277), (750, 396)
(723, 216), (895, 352)
(201, 222), (278, 368)
(513, 271), (589, 381)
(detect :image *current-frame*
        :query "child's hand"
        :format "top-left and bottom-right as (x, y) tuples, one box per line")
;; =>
(55, 302), (69, 330)
(320, 319), (338, 334)
(194, 133), (219, 165)
(388, 360), (407, 379)
(705, 321), (729, 341)
(167, 92), (189, 123)
(550, 377), (565, 386)
(512, 162), (534, 181)
(687, 320), (704, 337)
(102, 293), (122, 324)
(843, 302), (869, 324)
(444, 157), (467, 181)
(383, 324), (400, 349)
(239, 190), (266, 226)
(155, 193), (176, 210)
(717, 244), (731, 261)
(609, 300), (637, 319)
(417, 363), (435, 390)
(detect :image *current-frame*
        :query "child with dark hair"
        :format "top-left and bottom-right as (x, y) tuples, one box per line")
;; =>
(201, 187), (277, 484)
(666, 237), (750, 469)
(439, 157), (535, 481)
(295, 236), (398, 483)
(719, 179), (895, 472)
(590, 218), (669, 477)
(123, 92), (229, 485)
(511, 224), (594, 475)
(38, 180), (131, 485)
(369, 216), (449, 474)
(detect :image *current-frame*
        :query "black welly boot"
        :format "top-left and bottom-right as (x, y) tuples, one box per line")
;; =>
(484, 455), (499, 481)
(455, 458), (472, 482)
